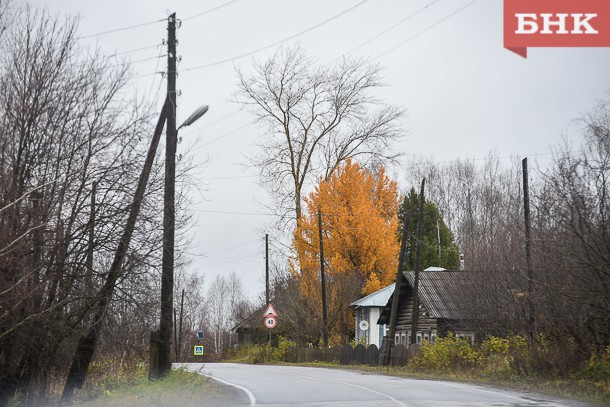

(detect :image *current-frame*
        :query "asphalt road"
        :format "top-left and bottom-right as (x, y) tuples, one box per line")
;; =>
(177, 363), (595, 407)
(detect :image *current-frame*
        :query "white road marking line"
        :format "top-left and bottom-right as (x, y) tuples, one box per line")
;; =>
(274, 369), (413, 407)
(440, 381), (538, 404)
(195, 370), (257, 407)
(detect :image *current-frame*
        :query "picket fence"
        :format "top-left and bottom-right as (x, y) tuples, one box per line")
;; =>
(285, 343), (410, 366)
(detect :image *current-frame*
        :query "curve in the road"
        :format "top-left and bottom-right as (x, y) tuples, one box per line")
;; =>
(204, 373), (257, 406)
(276, 369), (412, 407)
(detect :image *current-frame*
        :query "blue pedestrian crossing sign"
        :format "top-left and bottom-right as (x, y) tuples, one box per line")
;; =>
(194, 345), (204, 356)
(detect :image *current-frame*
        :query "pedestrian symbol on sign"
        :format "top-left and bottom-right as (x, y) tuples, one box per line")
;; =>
(194, 345), (204, 356)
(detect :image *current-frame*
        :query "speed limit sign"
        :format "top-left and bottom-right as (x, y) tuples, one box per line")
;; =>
(264, 316), (277, 329)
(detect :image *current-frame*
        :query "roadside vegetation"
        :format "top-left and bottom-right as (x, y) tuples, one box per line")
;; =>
(228, 335), (610, 405)
(70, 366), (219, 407)
(1, 0), (608, 405)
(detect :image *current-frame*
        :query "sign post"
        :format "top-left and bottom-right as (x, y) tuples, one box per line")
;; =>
(264, 303), (278, 350)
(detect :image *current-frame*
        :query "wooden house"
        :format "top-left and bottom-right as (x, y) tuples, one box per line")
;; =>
(377, 269), (478, 348)
(349, 284), (394, 348)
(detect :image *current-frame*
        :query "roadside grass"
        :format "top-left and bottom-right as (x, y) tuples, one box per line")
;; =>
(72, 367), (221, 407)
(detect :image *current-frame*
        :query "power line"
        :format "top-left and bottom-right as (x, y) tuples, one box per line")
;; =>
(182, 0), (241, 21)
(180, 0), (371, 73)
(429, 152), (553, 165)
(109, 44), (161, 58)
(204, 239), (260, 257)
(179, 110), (243, 138)
(79, 18), (164, 40)
(145, 45), (166, 105)
(192, 209), (276, 216)
(186, 122), (251, 153)
(374, 0), (479, 60)
(78, 0), (241, 40)
(343, 0), (441, 57)
(202, 175), (258, 180)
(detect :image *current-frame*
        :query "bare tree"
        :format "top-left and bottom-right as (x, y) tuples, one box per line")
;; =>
(0, 5), (168, 405)
(235, 44), (405, 230)
(536, 95), (610, 348)
(205, 273), (250, 356)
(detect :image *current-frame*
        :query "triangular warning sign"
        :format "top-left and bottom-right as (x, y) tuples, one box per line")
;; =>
(264, 303), (278, 317)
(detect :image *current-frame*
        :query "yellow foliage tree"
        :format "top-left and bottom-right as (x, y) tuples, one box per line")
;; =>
(291, 159), (400, 342)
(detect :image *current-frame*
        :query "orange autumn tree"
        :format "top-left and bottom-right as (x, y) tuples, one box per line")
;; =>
(291, 159), (400, 343)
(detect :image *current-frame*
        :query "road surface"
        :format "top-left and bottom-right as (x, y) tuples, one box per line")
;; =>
(177, 363), (594, 407)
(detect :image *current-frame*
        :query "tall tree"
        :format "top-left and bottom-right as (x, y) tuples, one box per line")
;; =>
(205, 273), (250, 356)
(0, 6), (169, 404)
(399, 188), (460, 271)
(236, 45), (404, 231)
(291, 159), (400, 343)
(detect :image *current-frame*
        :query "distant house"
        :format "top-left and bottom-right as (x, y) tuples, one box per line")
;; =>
(348, 284), (393, 348)
(376, 269), (478, 348)
(233, 305), (284, 346)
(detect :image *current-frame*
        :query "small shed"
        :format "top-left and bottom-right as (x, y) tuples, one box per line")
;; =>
(349, 284), (394, 348)
(377, 269), (477, 348)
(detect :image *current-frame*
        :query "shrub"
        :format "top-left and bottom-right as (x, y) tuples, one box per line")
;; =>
(577, 345), (610, 382)
(413, 333), (481, 371)
(478, 335), (529, 378)
(229, 336), (297, 364)
(271, 336), (297, 361)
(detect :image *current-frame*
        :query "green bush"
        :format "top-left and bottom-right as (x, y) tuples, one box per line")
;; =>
(271, 336), (297, 361)
(413, 333), (481, 371)
(229, 336), (297, 364)
(577, 345), (610, 381)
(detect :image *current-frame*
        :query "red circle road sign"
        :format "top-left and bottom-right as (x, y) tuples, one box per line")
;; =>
(264, 316), (277, 329)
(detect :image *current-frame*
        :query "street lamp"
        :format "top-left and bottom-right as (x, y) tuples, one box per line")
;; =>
(178, 105), (209, 130)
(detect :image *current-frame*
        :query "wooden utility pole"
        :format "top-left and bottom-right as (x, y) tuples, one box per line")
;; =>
(159, 12), (177, 377)
(410, 178), (425, 346)
(522, 158), (535, 342)
(318, 209), (328, 347)
(382, 196), (410, 366)
(61, 98), (169, 405)
(265, 234), (269, 305)
(176, 289), (185, 362)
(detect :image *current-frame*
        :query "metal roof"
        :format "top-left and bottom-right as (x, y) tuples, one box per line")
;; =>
(349, 284), (394, 308)
(403, 270), (474, 320)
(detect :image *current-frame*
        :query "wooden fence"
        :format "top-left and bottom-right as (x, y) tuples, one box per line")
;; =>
(285, 343), (411, 366)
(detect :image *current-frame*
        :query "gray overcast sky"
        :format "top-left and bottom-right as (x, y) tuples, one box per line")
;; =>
(28, 0), (610, 300)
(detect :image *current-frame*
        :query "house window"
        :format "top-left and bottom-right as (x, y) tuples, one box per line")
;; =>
(417, 333), (422, 345)
(395, 333), (400, 344)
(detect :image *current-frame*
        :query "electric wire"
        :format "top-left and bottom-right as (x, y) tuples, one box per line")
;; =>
(374, 0), (479, 59)
(145, 45), (166, 106)
(179, 110), (243, 138)
(181, 0), (241, 21)
(204, 239), (260, 257)
(79, 18), (164, 39)
(343, 0), (441, 57)
(185, 122), (251, 154)
(203, 175), (258, 180)
(180, 0), (371, 73)
(192, 209), (276, 216)
(80, 0), (243, 40)
(109, 44), (161, 58)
